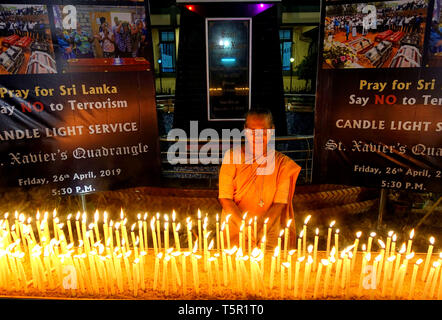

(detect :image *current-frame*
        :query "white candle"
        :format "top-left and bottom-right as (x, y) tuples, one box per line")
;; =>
(367, 232), (376, 254)
(351, 231), (362, 271)
(302, 215), (311, 257)
(326, 221), (335, 256)
(421, 236), (435, 281)
(406, 229), (414, 256)
(313, 228), (319, 271)
(334, 229), (340, 254)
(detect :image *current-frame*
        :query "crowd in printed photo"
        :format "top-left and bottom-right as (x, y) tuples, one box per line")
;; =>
(0, 5), (56, 74)
(53, 5), (150, 73)
(323, 0), (429, 69)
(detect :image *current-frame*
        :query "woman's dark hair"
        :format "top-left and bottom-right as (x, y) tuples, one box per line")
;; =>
(244, 108), (274, 127)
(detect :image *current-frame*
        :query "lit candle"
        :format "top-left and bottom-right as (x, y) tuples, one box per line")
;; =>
(248, 218), (252, 256)
(293, 256), (304, 298)
(216, 214), (220, 252)
(385, 230), (394, 259)
(423, 262), (437, 299)
(351, 231), (362, 271)
(302, 215), (311, 256)
(238, 224), (244, 253)
(370, 254), (382, 299)
(390, 234), (397, 258)
(143, 213), (148, 252)
(406, 229), (414, 256)
(421, 236), (435, 281)
(392, 243), (406, 288)
(253, 216), (257, 247)
(280, 262), (289, 298)
(297, 230), (303, 259)
(75, 212), (82, 245)
(284, 219), (292, 261)
(334, 229), (342, 255)
(225, 214), (231, 250)
(429, 260), (441, 298)
(358, 252), (370, 297)
(408, 258), (423, 299)
(103, 212), (109, 246)
(313, 259), (325, 299)
(164, 215), (169, 252)
(263, 217), (269, 250)
(367, 232), (376, 254)
(156, 213), (161, 250)
(381, 255), (396, 297)
(277, 230), (283, 272)
(66, 214), (74, 244)
(197, 210), (202, 253)
(186, 218), (192, 251)
(302, 255), (313, 300)
(174, 223), (181, 251)
(326, 221), (335, 256)
(376, 239), (386, 287)
(150, 217), (158, 255)
(269, 246), (279, 289)
(93, 210), (100, 242)
(313, 228), (319, 271)
(323, 256), (334, 297)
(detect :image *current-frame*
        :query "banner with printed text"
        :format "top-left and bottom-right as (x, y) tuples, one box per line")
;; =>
(314, 0), (441, 192)
(0, 0), (161, 195)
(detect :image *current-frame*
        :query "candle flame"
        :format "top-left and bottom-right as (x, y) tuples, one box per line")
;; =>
(287, 219), (292, 228)
(67, 214), (72, 220)
(144, 213), (148, 220)
(242, 212), (248, 220)
(433, 261), (440, 268)
(315, 228), (319, 236)
(304, 215), (311, 225)
(388, 231), (394, 237)
(279, 229), (284, 237)
(131, 223), (136, 232)
(156, 213), (160, 219)
(321, 259), (329, 266)
(226, 214), (231, 223)
(137, 213), (141, 221)
(415, 259), (423, 265)
(399, 243), (406, 254)
(282, 262), (290, 268)
(76, 212), (80, 221)
(406, 252), (415, 260)
(335, 229), (340, 234)
(273, 246), (280, 257)
(330, 220), (336, 228)
(94, 210), (99, 222)
(378, 239), (385, 249)
(248, 218), (252, 225)
(370, 232), (376, 237)
(356, 231), (362, 238)
(429, 236), (435, 245)
(375, 254), (382, 262)
(409, 229), (415, 239)
(221, 222), (225, 231)
(261, 235), (266, 243)
(298, 256), (305, 263)
(308, 244), (313, 254)
(208, 239), (214, 250)
(198, 209), (201, 219)
(216, 214), (219, 222)
(307, 256), (313, 264)
(299, 230), (304, 238)
(288, 249), (296, 256)
(88, 223), (94, 230)
(330, 247), (336, 256)
(192, 240), (198, 253)
(164, 214), (169, 222)
(176, 223), (181, 232)
(392, 234), (397, 242)
(387, 255), (396, 262)
(172, 210), (176, 221)
(120, 209), (124, 220)
(365, 253), (371, 261)
(264, 217), (269, 224)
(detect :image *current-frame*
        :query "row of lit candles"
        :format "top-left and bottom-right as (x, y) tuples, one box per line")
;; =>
(0, 209), (440, 299)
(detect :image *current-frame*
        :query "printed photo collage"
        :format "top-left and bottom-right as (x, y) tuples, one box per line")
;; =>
(323, 0), (441, 68)
(0, 2), (150, 75)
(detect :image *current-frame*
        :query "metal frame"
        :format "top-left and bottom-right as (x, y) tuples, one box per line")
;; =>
(205, 17), (252, 121)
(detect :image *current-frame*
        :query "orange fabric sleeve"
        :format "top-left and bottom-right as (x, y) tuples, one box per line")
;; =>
(218, 150), (236, 199)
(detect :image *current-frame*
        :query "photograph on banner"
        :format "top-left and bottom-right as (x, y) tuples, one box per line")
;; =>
(427, 0), (442, 66)
(0, 4), (56, 75)
(323, 0), (429, 69)
(52, 5), (151, 73)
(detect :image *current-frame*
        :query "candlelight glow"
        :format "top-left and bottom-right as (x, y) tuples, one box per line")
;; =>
(430, 236), (435, 245)
(304, 215), (311, 225)
(409, 229), (415, 239)
(356, 231), (362, 238)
